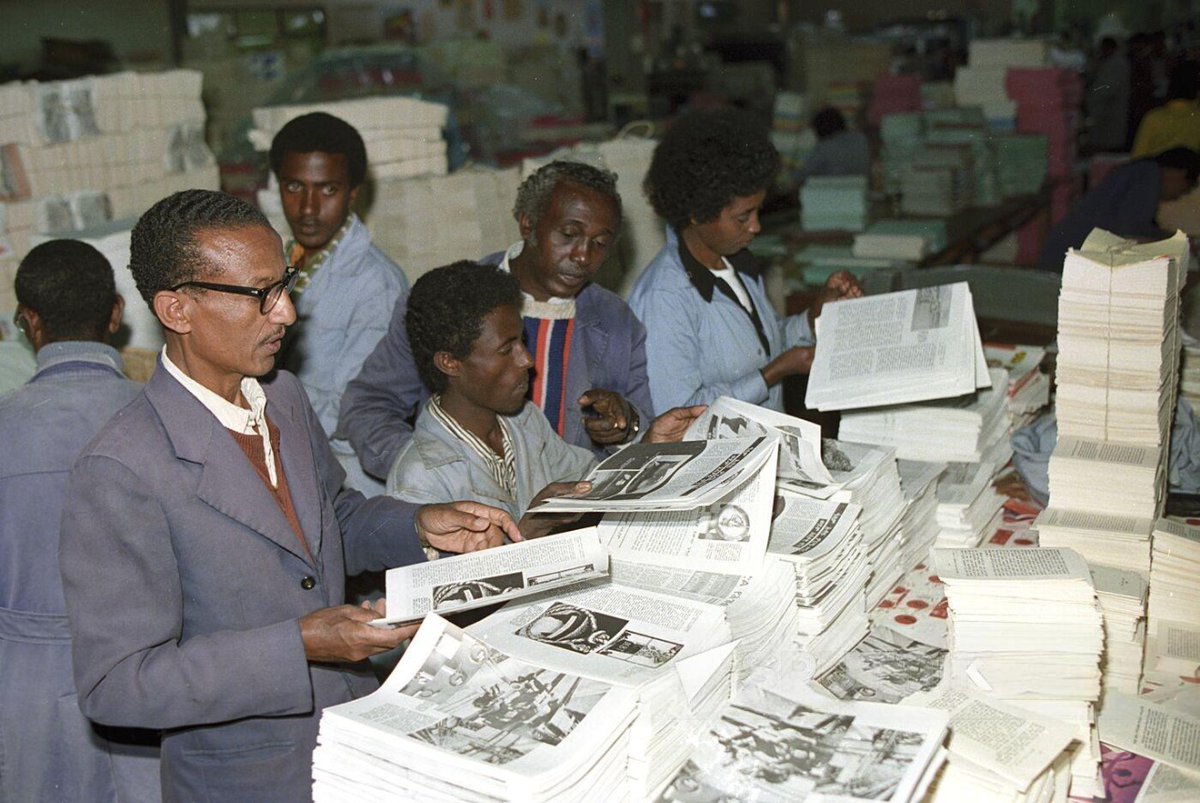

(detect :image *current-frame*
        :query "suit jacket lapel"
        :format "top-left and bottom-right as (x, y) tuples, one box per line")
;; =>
(268, 382), (324, 561)
(145, 365), (315, 566)
(563, 291), (608, 448)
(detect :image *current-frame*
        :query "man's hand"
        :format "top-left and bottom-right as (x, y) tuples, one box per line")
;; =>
(416, 501), (521, 554)
(808, 270), (863, 327)
(578, 389), (634, 445)
(519, 481), (591, 539)
(760, 346), (815, 387)
(646, 405), (707, 444)
(299, 601), (418, 664)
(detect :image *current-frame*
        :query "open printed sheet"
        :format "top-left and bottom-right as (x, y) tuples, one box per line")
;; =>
(657, 682), (948, 802)
(933, 545), (1091, 584)
(806, 282), (990, 412)
(815, 629), (946, 705)
(1098, 693), (1200, 775)
(530, 437), (776, 513)
(904, 684), (1077, 793)
(466, 582), (731, 687)
(315, 615), (636, 797)
(685, 396), (833, 486)
(598, 445), (777, 583)
(372, 528), (609, 625)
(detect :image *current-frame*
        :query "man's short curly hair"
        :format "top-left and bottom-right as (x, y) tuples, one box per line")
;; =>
(15, 239), (116, 342)
(644, 109), (780, 230)
(269, 112), (368, 188)
(406, 261), (523, 393)
(129, 189), (271, 307)
(512, 160), (622, 242)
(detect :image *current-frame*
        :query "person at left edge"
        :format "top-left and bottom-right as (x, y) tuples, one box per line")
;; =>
(271, 111), (409, 494)
(1, 240), (160, 802)
(58, 190), (519, 802)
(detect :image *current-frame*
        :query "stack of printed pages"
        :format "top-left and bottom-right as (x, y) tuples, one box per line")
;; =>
(896, 460), (947, 573)
(983, 344), (1050, 428)
(1046, 436), (1163, 519)
(806, 282), (991, 411)
(936, 547), (1105, 796)
(839, 367), (1010, 463)
(1144, 519), (1200, 690)
(1054, 229), (1190, 448)
(1089, 566), (1147, 697)
(1035, 507), (1155, 576)
(656, 677), (948, 802)
(933, 459), (1007, 549)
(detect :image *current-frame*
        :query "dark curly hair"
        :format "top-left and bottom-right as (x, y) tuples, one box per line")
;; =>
(15, 239), (116, 342)
(269, 112), (368, 188)
(512, 160), (622, 243)
(129, 189), (271, 307)
(406, 261), (523, 393)
(644, 109), (780, 230)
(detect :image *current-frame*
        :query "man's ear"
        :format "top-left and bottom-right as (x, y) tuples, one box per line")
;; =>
(107, 294), (125, 336)
(153, 290), (193, 336)
(433, 350), (461, 380)
(18, 306), (47, 351)
(517, 212), (534, 241)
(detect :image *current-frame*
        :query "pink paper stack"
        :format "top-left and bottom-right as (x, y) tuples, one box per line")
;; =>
(868, 74), (922, 126)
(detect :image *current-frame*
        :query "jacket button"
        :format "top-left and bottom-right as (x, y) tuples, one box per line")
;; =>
(300, 576), (316, 590)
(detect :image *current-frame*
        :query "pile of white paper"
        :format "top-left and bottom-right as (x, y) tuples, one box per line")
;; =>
(934, 460), (1007, 549)
(840, 368), (1010, 463)
(656, 678), (948, 802)
(807, 283), (991, 412)
(1035, 507), (1154, 576)
(1089, 566), (1147, 697)
(1047, 436), (1163, 519)
(904, 684), (1077, 803)
(1180, 338), (1200, 411)
(800, 175), (869, 232)
(983, 344), (1050, 426)
(1144, 519), (1200, 691)
(901, 145), (973, 216)
(1054, 229), (1189, 448)
(936, 547), (1104, 796)
(896, 460), (947, 572)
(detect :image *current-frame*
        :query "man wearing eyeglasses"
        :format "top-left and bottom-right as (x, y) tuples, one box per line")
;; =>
(58, 190), (519, 802)
(1, 240), (159, 801)
(270, 111), (408, 494)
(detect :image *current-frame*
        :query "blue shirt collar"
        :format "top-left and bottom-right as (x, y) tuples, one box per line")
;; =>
(33, 340), (124, 377)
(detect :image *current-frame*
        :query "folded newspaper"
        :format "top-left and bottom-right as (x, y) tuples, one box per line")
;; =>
(806, 282), (990, 411)
(529, 436), (776, 513)
(370, 528), (609, 625)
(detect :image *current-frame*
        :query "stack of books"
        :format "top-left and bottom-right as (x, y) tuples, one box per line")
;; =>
(879, 112), (924, 195)
(800, 175), (869, 232)
(937, 546), (1105, 797)
(1089, 566), (1147, 697)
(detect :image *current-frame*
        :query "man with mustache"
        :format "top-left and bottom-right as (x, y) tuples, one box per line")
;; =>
(270, 112), (408, 493)
(58, 190), (518, 801)
(339, 160), (654, 485)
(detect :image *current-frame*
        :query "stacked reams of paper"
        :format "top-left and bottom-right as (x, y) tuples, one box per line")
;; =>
(1037, 230), (1191, 578)
(935, 546), (1105, 797)
(249, 97), (522, 286)
(800, 175), (869, 232)
(933, 455), (1009, 550)
(1144, 519), (1200, 690)
(1089, 566), (1148, 698)
(851, 218), (948, 262)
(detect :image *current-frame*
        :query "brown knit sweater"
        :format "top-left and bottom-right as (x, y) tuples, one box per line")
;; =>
(228, 418), (312, 560)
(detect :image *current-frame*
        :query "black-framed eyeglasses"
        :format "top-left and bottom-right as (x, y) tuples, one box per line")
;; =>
(170, 265), (300, 315)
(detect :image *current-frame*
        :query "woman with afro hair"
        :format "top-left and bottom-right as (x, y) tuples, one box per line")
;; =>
(628, 108), (860, 413)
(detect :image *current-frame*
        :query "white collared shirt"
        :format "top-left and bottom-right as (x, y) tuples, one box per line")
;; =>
(161, 347), (278, 487)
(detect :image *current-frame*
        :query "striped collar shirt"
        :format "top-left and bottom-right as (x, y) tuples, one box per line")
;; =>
(427, 395), (517, 497)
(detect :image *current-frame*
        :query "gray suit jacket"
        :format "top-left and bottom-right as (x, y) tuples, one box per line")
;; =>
(60, 363), (427, 802)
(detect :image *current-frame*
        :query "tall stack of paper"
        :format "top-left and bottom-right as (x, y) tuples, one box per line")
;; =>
(840, 368), (1010, 463)
(1180, 340), (1200, 410)
(800, 175), (868, 232)
(1144, 519), (1200, 690)
(880, 112), (924, 195)
(0, 71), (218, 313)
(1089, 566), (1147, 697)
(904, 684), (1077, 803)
(807, 282), (991, 412)
(853, 218), (948, 260)
(1047, 437), (1163, 519)
(936, 547), (1105, 796)
(658, 680), (948, 803)
(897, 460), (947, 571)
(1036, 508), (1154, 575)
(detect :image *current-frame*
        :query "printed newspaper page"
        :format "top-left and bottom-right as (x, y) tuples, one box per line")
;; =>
(314, 614), (637, 798)
(467, 582), (732, 687)
(530, 437), (776, 513)
(806, 282), (990, 411)
(815, 629), (946, 705)
(903, 684), (1077, 792)
(1098, 693), (1200, 774)
(373, 528), (609, 625)
(656, 681), (947, 802)
(685, 395), (833, 486)
(598, 446), (777, 578)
